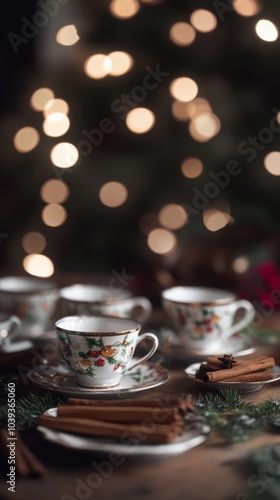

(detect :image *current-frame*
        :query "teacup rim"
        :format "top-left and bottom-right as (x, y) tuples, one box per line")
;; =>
(162, 286), (237, 306)
(0, 276), (58, 295)
(55, 315), (141, 336)
(59, 284), (132, 304)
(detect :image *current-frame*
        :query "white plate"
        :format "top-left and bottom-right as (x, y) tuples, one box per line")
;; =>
(0, 340), (34, 353)
(37, 407), (209, 458)
(185, 363), (280, 393)
(157, 327), (256, 362)
(27, 360), (170, 397)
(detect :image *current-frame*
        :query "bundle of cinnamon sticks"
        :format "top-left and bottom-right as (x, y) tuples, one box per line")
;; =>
(195, 354), (275, 383)
(0, 429), (47, 478)
(37, 396), (194, 445)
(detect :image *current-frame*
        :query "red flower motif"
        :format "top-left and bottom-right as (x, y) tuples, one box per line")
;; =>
(206, 326), (213, 332)
(178, 313), (186, 325)
(89, 349), (101, 358)
(113, 363), (123, 371)
(94, 358), (105, 367)
(204, 318), (211, 324)
(122, 340), (128, 345)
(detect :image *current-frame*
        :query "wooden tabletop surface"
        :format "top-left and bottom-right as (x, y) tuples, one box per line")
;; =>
(0, 313), (280, 500)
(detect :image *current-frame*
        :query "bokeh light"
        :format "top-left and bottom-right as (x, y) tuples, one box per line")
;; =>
(84, 54), (112, 79)
(187, 98), (212, 119)
(169, 77), (198, 102)
(43, 113), (70, 137)
(158, 204), (188, 230)
(50, 143), (79, 168)
(233, 256), (249, 273)
(126, 107), (155, 133)
(43, 99), (69, 117)
(22, 232), (47, 254)
(13, 127), (40, 153)
(203, 209), (230, 232)
(233, 0), (260, 17)
(30, 88), (54, 111)
(147, 228), (177, 255)
(190, 9), (217, 33)
(23, 254), (54, 278)
(169, 22), (196, 46)
(40, 179), (69, 204)
(110, 0), (140, 19)
(264, 151), (280, 176)
(171, 101), (191, 121)
(255, 20), (278, 42)
(99, 182), (128, 207)
(56, 25), (79, 46)
(42, 204), (67, 227)
(189, 113), (221, 142)
(181, 157), (203, 178)
(139, 213), (159, 235)
(107, 51), (133, 76)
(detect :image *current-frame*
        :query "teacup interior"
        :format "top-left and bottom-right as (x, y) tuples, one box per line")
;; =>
(0, 276), (57, 293)
(60, 284), (131, 303)
(56, 315), (140, 334)
(162, 286), (236, 304)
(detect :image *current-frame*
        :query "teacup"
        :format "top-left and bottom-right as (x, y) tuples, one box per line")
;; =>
(55, 315), (159, 387)
(59, 284), (152, 324)
(0, 276), (59, 336)
(161, 286), (255, 353)
(0, 314), (22, 347)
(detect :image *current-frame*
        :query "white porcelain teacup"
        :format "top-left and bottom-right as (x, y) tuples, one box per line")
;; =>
(0, 276), (59, 336)
(161, 286), (255, 353)
(55, 315), (159, 388)
(59, 284), (152, 324)
(0, 314), (22, 347)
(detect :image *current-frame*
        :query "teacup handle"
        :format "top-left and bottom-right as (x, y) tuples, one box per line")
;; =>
(126, 332), (159, 372)
(126, 296), (152, 323)
(225, 300), (255, 337)
(0, 315), (22, 344)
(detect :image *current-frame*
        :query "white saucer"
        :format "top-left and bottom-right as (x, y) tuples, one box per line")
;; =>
(157, 327), (256, 362)
(20, 329), (56, 342)
(0, 340), (34, 354)
(37, 407), (209, 458)
(27, 360), (170, 398)
(185, 363), (280, 393)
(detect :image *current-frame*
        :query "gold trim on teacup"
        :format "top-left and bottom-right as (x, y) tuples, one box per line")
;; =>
(55, 315), (141, 337)
(59, 284), (131, 305)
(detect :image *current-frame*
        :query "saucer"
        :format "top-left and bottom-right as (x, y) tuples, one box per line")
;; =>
(37, 407), (209, 458)
(20, 328), (56, 342)
(185, 363), (280, 393)
(27, 360), (170, 398)
(0, 340), (34, 354)
(157, 327), (256, 362)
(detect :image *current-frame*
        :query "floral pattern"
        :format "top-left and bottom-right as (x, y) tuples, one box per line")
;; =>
(57, 332), (135, 380)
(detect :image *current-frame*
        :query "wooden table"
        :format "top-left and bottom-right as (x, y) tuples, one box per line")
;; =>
(0, 318), (280, 500)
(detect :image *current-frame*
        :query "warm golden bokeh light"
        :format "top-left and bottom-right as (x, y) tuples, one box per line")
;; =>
(110, 0), (140, 19)
(42, 204), (67, 227)
(171, 101), (191, 121)
(155, 269), (174, 287)
(126, 107), (155, 133)
(181, 157), (203, 178)
(99, 182), (128, 207)
(158, 204), (188, 230)
(50, 143), (79, 168)
(169, 22), (196, 46)
(40, 179), (69, 204)
(108, 51), (133, 76)
(147, 228), (177, 255)
(30, 88), (54, 111)
(56, 24), (80, 46)
(84, 54), (112, 79)
(255, 19), (278, 42)
(190, 9), (217, 33)
(232, 256), (249, 273)
(13, 127), (40, 153)
(189, 113), (221, 142)
(169, 77), (198, 103)
(43, 113), (70, 137)
(22, 232), (47, 254)
(187, 98), (212, 119)
(264, 151), (280, 175)
(43, 99), (69, 117)
(203, 209), (230, 232)
(23, 254), (54, 278)
(233, 0), (260, 16)
(139, 213), (159, 235)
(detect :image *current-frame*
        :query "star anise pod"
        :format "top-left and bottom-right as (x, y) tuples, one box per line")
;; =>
(217, 354), (237, 369)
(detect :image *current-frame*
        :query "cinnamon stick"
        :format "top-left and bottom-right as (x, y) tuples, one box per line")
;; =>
(202, 357), (275, 382)
(0, 429), (47, 477)
(57, 405), (180, 423)
(37, 415), (178, 444)
(220, 371), (274, 383)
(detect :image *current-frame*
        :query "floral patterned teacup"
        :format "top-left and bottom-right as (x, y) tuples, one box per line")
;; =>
(0, 314), (22, 347)
(0, 276), (59, 336)
(55, 315), (159, 387)
(59, 284), (152, 324)
(161, 287), (255, 353)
